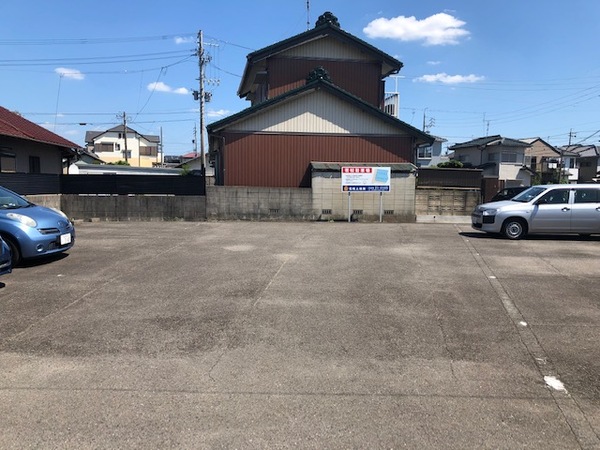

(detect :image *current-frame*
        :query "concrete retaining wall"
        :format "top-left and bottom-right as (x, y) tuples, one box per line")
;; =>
(415, 187), (480, 216)
(60, 195), (206, 221)
(25, 194), (61, 210)
(206, 186), (317, 220)
(26, 187), (480, 222)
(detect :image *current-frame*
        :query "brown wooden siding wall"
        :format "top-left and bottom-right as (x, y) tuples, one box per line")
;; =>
(221, 132), (414, 187)
(268, 58), (382, 107)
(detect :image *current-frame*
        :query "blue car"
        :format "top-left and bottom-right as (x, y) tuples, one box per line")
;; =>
(0, 186), (75, 265)
(0, 236), (12, 275)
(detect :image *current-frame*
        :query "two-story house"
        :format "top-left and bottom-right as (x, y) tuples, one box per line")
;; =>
(416, 136), (448, 167)
(558, 144), (599, 183)
(448, 135), (532, 187)
(207, 11), (433, 187)
(85, 125), (160, 168)
(520, 137), (578, 183)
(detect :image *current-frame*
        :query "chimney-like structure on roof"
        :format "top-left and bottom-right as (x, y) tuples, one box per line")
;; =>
(315, 11), (340, 28)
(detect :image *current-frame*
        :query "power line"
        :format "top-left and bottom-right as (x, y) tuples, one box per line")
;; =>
(0, 34), (196, 46)
(0, 50), (193, 67)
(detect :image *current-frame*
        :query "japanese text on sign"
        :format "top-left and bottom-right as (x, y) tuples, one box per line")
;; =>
(341, 166), (391, 192)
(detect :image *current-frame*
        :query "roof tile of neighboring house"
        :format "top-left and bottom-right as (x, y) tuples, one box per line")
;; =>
(0, 106), (79, 149)
(449, 135), (530, 150)
(560, 144), (600, 157)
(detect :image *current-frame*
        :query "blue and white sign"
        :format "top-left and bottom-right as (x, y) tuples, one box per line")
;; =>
(341, 166), (391, 192)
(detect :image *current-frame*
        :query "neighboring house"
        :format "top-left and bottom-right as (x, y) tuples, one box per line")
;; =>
(416, 136), (448, 167)
(207, 12), (433, 187)
(448, 135), (532, 186)
(0, 106), (79, 175)
(70, 161), (183, 175)
(558, 144), (600, 182)
(520, 137), (578, 183)
(85, 125), (160, 168)
(76, 147), (105, 165)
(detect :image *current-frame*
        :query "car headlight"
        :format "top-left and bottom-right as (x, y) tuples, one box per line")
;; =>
(6, 212), (37, 228)
(482, 209), (497, 216)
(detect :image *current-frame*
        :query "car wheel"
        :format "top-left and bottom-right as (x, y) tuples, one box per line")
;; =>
(502, 218), (527, 240)
(3, 236), (21, 266)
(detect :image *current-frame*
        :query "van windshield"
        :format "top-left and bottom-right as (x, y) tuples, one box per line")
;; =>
(511, 186), (547, 202)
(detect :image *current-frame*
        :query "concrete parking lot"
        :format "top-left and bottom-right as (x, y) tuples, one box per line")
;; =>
(1, 221), (599, 449)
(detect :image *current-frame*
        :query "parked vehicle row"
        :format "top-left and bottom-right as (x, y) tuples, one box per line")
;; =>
(0, 186), (75, 269)
(472, 184), (600, 239)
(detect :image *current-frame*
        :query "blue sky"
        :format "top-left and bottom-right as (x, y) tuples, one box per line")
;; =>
(1, 0), (599, 155)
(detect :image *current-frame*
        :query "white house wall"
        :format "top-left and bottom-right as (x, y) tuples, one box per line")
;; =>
(281, 36), (374, 61)
(92, 131), (159, 167)
(228, 91), (406, 135)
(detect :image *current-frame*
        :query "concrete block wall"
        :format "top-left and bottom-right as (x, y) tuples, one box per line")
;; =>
(415, 187), (481, 216)
(60, 195), (206, 221)
(312, 173), (417, 222)
(25, 194), (61, 210)
(24, 186), (479, 223)
(206, 186), (317, 220)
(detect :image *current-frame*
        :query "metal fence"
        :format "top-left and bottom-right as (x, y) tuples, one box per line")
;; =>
(0, 173), (206, 196)
(417, 167), (483, 188)
(0, 173), (60, 195)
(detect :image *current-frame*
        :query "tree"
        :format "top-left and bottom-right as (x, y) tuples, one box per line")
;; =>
(437, 160), (463, 168)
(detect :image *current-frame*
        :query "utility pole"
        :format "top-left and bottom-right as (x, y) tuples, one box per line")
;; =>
(159, 127), (163, 165)
(197, 31), (206, 172)
(193, 123), (198, 157)
(117, 111), (129, 163)
(192, 30), (219, 173)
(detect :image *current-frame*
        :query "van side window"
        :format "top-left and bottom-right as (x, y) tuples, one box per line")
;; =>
(574, 189), (599, 203)
(538, 189), (570, 205)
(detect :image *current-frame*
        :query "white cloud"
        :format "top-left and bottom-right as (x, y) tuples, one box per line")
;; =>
(427, 61), (442, 66)
(414, 73), (484, 84)
(363, 13), (470, 46)
(147, 82), (189, 95)
(175, 36), (194, 44)
(55, 67), (84, 80)
(207, 109), (230, 118)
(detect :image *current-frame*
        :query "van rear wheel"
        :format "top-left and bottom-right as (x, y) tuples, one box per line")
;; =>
(502, 218), (527, 240)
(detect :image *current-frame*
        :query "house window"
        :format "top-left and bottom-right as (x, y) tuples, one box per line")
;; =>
(457, 154), (469, 163)
(501, 152), (518, 163)
(95, 143), (114, 153)
(488, 153), (499, 162)
(29, 156), (41, 173)
(139, 146), (158, 157)
(418, 146), (433, 159)
(0, 152), (16, 173)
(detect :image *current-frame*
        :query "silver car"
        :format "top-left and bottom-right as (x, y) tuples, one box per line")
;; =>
(472, 184), (600, 239)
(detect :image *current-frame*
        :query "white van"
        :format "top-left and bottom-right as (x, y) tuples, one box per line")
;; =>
(471, 184), (600, 239)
